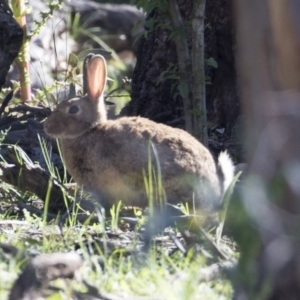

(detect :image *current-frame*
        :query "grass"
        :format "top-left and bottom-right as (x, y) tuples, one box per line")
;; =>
(0, 134), (238, 299)
(0, 211), (235, 299)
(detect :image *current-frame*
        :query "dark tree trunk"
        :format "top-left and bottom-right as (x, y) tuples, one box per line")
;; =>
(205, 0), (239, 133)
(0, 0), (23, 90)
(121, 4), (190, 126)
(122, 0), (240, 157)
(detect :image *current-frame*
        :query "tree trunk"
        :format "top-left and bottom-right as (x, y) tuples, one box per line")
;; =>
(233, 0), (300, 298)
(122, 0), (239, 156)
(205, 0), (238, 133)
(166, 0), (193, 135)
(192, 0), (208, 145)
(0, 0), (23, 90)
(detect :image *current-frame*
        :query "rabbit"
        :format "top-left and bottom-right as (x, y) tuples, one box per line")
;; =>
(44, 54), (235, 211)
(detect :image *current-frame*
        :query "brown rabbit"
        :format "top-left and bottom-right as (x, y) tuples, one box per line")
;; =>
(44, 54), (234, 210)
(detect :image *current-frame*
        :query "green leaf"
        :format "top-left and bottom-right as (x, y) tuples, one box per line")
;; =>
(167, 74), (180, 80)
(216, 171), (242, 245)
(168, 31), (178, 41)
(133, 30), (147, 46)
(177, 83), (189, 98)
(205, 58), (218, 68)
(68, 53), (78, 68)
(205, 75), (212, 84)
(145, 19), (156, 30)
(158, 0), (168, 12)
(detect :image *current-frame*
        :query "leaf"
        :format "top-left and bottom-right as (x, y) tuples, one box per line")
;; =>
(157, 70), (167, 84)
(68, 53), (78, 68)
(216, 171), (242, 246)
(158, 23), (172, 31)
(173, 92), (180, 100)
(158, 0), (168, 12)
(205, 58), (218, 68)
(145, 19), (156, 30)
(177, 83), (189, 98)
(133, 30), (147, 46)
(171, 83), (178, 94)
(205, 75), (212, 84)
(48, 93), (57, 105)
(168, 31), (178, 41)
(167, 74), (180, 80)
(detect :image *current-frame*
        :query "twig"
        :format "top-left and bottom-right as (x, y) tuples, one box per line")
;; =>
(0, 220), (30, 225)
(106, 94), (131, 98)
(8, 105), (50, 117)
(0, 90), (14, 117)
(104, 77), (131, 100)
(170, 233), (187, 254)
(82, 280), (163, 300)
(0, 146), (71, 214)
(166, 0), (193, 134)
(199, 227), (229, 260)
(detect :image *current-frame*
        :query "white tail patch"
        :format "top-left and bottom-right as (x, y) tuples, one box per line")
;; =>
(218, 151), (235, 193)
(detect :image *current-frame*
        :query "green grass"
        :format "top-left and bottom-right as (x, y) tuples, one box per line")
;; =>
(0, 212), (234, 299)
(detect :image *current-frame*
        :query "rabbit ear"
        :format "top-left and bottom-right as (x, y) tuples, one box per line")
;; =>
(82, 54), (93, 95)
(86, 55), (107, 102)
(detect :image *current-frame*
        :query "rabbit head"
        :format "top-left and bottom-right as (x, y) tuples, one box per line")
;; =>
(44, 55), (107, 139)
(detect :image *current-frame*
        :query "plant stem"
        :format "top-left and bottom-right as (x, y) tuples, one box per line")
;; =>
(192, 0), (208, 145)
(166, 0), (193, 134)
(12, 0), (31, 102)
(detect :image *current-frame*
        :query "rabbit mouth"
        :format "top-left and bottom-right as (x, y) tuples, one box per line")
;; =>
(44, 122), (89, 139)
(44, 122), (66, 139)
(44, 127), (80, 139)
(46, 131), (81, 140)
(44, 128), (63, 139)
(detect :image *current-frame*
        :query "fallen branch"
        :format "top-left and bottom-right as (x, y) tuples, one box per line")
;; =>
(0, 145), (70, 214)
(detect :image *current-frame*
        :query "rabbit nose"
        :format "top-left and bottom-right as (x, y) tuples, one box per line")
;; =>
(44, 117), (53, 130)
(44, 120), (49, 130)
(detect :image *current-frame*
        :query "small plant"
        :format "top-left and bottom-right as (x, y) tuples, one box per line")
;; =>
(216, 171), (241, 246)
(110, 201), (122, 231)
(68, 11), (124, 65)
(10, 0), (64, 102)
(143, 140), (166, 217)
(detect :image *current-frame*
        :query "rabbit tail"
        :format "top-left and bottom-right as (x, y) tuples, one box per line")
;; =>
(217, 151), (235, 195)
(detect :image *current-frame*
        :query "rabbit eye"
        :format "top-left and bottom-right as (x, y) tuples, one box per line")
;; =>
(68, 105), (79, 114)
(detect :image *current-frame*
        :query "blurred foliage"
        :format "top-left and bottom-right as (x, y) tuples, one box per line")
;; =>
(92, 0), (131, 4)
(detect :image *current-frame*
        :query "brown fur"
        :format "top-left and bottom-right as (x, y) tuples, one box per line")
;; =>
(44, 55), (232, 210)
